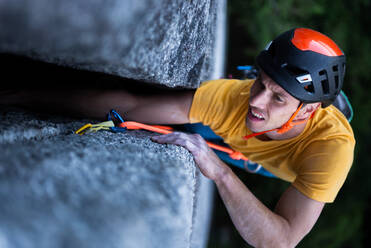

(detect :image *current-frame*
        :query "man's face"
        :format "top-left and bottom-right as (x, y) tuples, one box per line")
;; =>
(246, 71), (301, 133)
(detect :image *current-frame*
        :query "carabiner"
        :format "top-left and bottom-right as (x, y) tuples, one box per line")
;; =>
(108, 109), (125, 123)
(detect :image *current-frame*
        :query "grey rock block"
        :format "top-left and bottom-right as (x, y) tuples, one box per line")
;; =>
(0, 0), (218, 88)
(0, 109), (203, 248)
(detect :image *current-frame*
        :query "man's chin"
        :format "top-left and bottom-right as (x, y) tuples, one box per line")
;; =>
(246, 119), (264, 133)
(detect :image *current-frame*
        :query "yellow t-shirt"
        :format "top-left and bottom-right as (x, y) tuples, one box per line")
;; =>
(189, 79), (355, 203)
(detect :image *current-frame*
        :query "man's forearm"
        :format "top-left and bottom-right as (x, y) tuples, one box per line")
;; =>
(150, 128), (321, 247)
(4, 88), (193, 124)
(11, 89), (137, 120)
(214, 167), (293, 247)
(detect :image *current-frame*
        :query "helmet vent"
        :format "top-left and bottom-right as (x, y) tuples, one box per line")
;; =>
(332, 65), (338, 72)
(283, 64), (308, 77)
(319, 69), (330, 95)
(304, 84), (315, 93)
(321, 79), (330, 94)
(334, 75), (339, 89)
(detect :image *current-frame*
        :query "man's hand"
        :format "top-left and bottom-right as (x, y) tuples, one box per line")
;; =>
(151, 132), (228, 181)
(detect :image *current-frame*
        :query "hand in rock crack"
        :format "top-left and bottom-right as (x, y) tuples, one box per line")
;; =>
(151, 132), (228, 181)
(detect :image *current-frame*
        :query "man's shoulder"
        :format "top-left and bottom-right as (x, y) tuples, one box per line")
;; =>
(290, 105), (355, 171)
(189, 78), (253, 130)
(200, 78), (254, 87)
(309, 105), (354, 143)
(197, 78), (255, 100)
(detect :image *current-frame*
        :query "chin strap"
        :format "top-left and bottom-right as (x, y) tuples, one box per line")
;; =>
(243, 103), (315, 140)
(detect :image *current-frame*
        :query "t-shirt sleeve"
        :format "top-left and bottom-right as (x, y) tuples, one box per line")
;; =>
(292, 137), (355, 203)
(189, 79), (251, 131)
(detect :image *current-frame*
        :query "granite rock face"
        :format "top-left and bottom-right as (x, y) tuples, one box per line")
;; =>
(0, 0), (218, 88)
(0, 0), (226, 247)
(0, 110), (199, 248)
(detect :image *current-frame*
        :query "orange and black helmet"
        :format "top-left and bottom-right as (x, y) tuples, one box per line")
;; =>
(256, 28), (346, 107)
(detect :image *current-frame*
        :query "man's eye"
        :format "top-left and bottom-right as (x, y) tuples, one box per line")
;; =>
(275, 95), (284, 102)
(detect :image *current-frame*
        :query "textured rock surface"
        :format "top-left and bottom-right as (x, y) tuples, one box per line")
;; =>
(0, 109), (199, 248)
(0, 0), (217, 88)
(0, 0), (226, 247)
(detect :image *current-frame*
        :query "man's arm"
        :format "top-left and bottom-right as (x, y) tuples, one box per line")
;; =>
(152, 132), (325, 248)
(1, 88), (195, 124)
(216, 168), (324, 247)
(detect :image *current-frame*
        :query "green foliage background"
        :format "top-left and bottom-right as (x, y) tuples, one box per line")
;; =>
(208, 0), (371, 247)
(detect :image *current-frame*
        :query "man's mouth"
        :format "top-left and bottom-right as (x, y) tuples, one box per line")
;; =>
(248, 108), (265, 121)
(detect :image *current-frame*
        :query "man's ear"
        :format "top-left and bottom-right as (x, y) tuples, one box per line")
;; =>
(295, 103), (320, 121)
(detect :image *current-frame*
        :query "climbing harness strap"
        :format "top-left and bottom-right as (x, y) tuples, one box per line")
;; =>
(118, 121), (247, 160)
(75, 120), (115, 135)
(75, 109), (249, 162)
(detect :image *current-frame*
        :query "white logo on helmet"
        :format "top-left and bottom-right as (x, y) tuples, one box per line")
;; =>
(296, 74), (313, 84)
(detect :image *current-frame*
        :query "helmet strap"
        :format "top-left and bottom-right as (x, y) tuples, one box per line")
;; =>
(243, 103), (315, 140)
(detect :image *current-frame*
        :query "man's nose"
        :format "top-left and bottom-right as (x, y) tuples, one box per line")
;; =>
(249, 89), (269, 109)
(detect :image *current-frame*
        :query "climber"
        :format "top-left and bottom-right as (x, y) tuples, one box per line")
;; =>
(0, 28), (355, 247)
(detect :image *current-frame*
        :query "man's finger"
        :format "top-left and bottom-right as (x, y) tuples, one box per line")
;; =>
(151, 133), (178, 143)
(151, 133), (197, 151)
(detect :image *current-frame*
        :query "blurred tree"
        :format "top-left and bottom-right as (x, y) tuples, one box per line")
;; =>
(208, 0), (371, 247)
